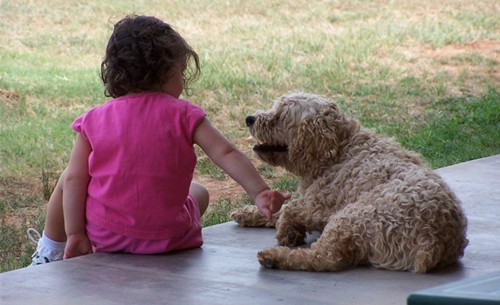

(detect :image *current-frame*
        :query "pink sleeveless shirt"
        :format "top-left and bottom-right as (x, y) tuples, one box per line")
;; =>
(72, 92), (206, 240)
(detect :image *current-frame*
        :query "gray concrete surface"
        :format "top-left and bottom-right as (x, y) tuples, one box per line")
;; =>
(1, 154), (499, 305)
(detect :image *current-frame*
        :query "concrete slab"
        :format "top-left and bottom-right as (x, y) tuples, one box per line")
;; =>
(1, 155), (499, 305)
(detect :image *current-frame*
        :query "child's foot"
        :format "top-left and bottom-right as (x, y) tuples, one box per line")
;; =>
(27, 228), (58, 266)
(30, 250), (54, 265)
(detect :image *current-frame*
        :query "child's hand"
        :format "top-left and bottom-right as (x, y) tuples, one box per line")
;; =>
(64, 233), (93, 259)
(255, 189), (291, 221)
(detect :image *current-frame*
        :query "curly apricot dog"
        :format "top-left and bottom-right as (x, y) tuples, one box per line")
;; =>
(231, 92), (468, 273)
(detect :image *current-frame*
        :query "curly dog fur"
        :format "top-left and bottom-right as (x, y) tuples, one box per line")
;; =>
(231, 92), (468, 273)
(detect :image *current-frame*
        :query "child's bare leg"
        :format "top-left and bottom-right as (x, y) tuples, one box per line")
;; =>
(43, 169), (68, 242)
(189, 181), (209, 216)
(29, 169), (68, 265)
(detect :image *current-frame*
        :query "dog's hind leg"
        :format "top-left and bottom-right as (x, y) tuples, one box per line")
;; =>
(258, 210), (369, 271)
(231, 205), (280, 228)
(257, 242), (355, 272)
(258, 226), (360, 271)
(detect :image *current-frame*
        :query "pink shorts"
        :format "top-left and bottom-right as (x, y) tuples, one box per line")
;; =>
(86, 195), (203, 254)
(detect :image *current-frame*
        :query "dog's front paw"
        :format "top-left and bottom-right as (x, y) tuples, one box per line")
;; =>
(231, 205), (278, 228)
(231, 206), (258, 227)
(231, 205), (274, 227)
(230, 208), (247, 226)
(257, 249), (280, 269)
(257, 247), (292, 269)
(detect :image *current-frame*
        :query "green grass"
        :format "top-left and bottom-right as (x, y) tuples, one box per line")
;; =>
(396, 88), (500, 168)
(202, 197), (251, 227)
(1, 0), (500, 272)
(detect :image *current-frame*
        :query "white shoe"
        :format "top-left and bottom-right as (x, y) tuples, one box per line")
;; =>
(27, 228), (54, 266)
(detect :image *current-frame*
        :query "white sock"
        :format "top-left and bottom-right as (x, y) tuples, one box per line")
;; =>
(37, 231), (66, 261)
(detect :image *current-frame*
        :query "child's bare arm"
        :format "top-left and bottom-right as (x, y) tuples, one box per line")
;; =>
(194, 118), (290, 218)
(62, 134), (93, 258)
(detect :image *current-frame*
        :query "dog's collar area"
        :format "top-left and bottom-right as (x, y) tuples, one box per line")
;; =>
(253, 144), (288, 152)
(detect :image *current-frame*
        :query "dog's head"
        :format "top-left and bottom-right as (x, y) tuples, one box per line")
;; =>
(246, 92), (358, 177)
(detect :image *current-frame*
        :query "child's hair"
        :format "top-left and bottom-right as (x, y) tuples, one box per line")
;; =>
(101, 15), (200, 98)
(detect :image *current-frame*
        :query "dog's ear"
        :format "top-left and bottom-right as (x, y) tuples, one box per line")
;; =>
(289, 106), (340, 175)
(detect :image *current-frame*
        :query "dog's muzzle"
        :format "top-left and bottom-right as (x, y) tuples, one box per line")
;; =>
(246, 115), (288, 153)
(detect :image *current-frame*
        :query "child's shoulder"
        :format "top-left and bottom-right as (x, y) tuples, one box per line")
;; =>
(85, 92), (205, 116)
(114, 92), (194, 106)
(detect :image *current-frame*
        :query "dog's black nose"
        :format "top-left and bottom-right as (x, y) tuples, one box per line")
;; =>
(245, 116), (256, 127)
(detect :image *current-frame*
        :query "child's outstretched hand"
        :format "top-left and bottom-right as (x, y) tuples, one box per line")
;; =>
(64, 233), (93, 259)
(255, 189), (291, 221)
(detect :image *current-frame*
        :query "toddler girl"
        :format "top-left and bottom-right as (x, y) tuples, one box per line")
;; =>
(29, 14), (289, 265)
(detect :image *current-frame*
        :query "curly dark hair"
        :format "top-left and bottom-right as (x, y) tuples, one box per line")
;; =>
(101, 15), (200, 98)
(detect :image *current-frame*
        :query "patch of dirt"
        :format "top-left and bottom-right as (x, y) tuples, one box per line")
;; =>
(0, 89), (20, 106)
(395, 39), (500, 96)
(0, 177), (41, 201)
(195, 175), (246, 203)
(424, 40), (500, 59)
(0, 176), (45, 227)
